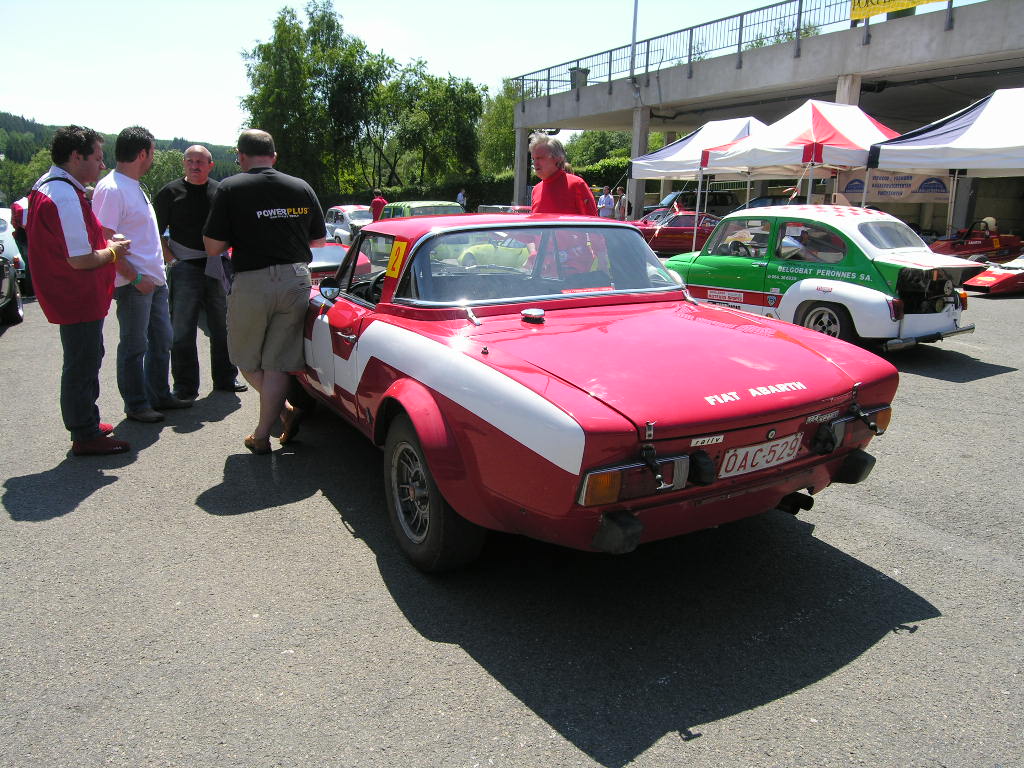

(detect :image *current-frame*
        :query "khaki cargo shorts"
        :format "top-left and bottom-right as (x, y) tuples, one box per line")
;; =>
(227, 263), (311, 372)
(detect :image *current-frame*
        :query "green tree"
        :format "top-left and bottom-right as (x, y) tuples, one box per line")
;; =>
(478, 80), (519, 174)
(242, 0), (385, 197)
(143, 149), (186, 196)
(566, 131), (632, 168)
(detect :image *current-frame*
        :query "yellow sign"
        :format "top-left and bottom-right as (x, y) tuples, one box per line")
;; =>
(850, 0), (942, 20)
(386, 240), (408, 278)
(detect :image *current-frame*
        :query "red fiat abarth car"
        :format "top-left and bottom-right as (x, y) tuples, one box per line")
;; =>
(297, 214), (899, 571)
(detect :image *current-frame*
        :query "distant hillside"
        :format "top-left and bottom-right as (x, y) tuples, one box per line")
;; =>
(0, 112), (236, 179)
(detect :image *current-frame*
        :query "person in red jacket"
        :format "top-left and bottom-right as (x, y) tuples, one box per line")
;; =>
(27, 125), (139, 455)
(528, 134), (598, 216)
(370, 189), (388, 221)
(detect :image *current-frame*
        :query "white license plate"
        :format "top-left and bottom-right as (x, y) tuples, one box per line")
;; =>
(718, 432), (803, 479)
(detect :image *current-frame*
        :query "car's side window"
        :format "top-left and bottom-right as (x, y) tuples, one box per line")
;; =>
(705, 218), (770, 259)
(336, 233), (392, 305)
(777, 222), (846, 264)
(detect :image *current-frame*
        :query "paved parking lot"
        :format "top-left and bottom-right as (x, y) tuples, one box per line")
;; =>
(1, 292), (1021, 768)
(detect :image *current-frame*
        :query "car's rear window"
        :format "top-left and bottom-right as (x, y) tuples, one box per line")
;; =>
(395, 225), (681, 304)
(349, 209), (372, 222)
(858, 221), (925, 249)
(411, 205), (463, 216)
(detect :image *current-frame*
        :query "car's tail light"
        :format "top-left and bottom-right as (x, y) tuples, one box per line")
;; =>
(578, 456), (689, 506)
(959, 290), (968, 310)
(887, 298), (904, 321)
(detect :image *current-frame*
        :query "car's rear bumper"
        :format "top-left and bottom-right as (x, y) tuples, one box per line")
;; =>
(881, 323), (975, 351)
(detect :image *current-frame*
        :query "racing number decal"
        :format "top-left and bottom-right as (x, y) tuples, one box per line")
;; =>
(386, 241), (408, 278)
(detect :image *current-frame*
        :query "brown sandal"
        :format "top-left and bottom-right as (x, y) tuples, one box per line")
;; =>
(244, 434), (272, 455)
(279, 407), (304, 445)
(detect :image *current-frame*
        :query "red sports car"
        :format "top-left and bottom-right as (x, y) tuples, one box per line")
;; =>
(929, 220), (1022, 263)
(963, 255), (1024, 295)
(632, 210), (720, 255)
(297, 214), (898, 571)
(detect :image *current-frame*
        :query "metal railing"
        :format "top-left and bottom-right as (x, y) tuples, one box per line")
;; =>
(513, 0), (961, 103)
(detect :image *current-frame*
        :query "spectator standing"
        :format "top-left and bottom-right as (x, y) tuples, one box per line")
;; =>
(614, 186), (628, 220)
(371, 189), (388, 221)
(597, 186), (615, 218)
(9, 194), (31, 295)
(528, 134), (598, 216)
(26, 125), (136, 455)
(154, 145), (246, 400)
(203, 129), (326, 455)
(456, 188), (467, 210)
(93, 126), (191, 423)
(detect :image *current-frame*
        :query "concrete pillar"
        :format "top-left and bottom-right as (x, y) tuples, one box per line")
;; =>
(951, 177), (977, 234)
(513, 126), (531, 206)
(835, 74), (862, 105)
(659, 131), (677, 200)
(628, 106), (651, 219)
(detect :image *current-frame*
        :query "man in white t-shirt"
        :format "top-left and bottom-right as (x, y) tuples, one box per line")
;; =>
(93, 126), (191, 423)
(597, 186), (615, 218)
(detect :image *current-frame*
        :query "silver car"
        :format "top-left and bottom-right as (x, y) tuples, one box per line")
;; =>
(325, 205), (372, 246)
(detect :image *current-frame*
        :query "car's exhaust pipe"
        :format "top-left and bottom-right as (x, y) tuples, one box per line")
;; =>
(775, 491), (815, 515)
(592, 511), (643, 554)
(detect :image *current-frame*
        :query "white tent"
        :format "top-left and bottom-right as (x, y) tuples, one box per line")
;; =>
(868, 87), (1024, 177)
(630, 117), (766, 180)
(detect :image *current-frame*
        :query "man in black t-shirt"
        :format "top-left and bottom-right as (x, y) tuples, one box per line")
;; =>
(154, 145), (245, 400)
(203, 129), (326, 455)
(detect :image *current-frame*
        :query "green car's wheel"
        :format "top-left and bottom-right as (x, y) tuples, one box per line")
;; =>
(383, 414), (485, 572)
(800, 302), (856, 343)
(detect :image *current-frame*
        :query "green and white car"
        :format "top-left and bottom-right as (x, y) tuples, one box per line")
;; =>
(664, 205), (986, 351)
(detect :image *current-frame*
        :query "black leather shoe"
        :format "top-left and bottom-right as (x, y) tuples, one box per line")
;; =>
(173, 390), (199, 401)
(216, 380), (248, 393)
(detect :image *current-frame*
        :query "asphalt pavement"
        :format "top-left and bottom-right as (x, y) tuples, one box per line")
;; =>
(1, 291), (1021, 768)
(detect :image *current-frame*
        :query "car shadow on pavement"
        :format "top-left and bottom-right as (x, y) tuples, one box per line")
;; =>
(301, 413), (941, 768)
(883, 345), (1016, 383)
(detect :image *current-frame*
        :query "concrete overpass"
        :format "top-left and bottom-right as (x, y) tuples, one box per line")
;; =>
(511, 0), (1024, 221)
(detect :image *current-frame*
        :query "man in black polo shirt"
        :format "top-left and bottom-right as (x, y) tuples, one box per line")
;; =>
(203, 129), (326, 455)
(154, 145), (245, 400)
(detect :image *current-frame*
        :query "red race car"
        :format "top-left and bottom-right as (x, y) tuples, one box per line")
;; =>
(963, 255), (1024, 295)
(298, 214), (898, 571)
(631, 209), (720, 255)
(929, 219), (1022, 263)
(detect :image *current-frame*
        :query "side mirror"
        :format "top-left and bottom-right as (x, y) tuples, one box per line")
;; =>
(319, 277), (341, 301)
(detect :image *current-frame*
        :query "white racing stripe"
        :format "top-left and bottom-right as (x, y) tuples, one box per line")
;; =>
(351, 321), (587, 475)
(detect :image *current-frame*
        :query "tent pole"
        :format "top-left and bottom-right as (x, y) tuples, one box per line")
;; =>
(861, 168), (870, 208)
(693, 170), (704, 251)
(946, 171), (959, 236)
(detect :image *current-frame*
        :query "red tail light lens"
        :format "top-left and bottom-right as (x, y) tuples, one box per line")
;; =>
(887, 298), (904, 321)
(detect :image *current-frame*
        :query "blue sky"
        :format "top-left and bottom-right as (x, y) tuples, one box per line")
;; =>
(2, 0), (970, 147)
(1, 0), (765, 145)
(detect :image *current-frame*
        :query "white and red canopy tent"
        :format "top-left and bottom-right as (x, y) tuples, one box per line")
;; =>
(700, 99), (901, 186)
(630, 117), (767, 179)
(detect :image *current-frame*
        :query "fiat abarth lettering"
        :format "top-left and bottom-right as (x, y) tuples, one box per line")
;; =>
(665, 205), (986, 351)
(297, 213), (899, 571)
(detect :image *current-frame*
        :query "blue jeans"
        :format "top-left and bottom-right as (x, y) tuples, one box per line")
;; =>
(114, 282), (172, 412)
(58, 319), (106, 441)
(168, 260), (236, 396)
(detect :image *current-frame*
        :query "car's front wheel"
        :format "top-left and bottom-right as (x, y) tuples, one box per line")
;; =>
(384, 414), (485, 572)
(800, 302), (856, 343)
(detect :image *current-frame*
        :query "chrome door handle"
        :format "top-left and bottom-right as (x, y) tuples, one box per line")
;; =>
(334, 330), (357, 342)
(750, 262), (767, 267)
